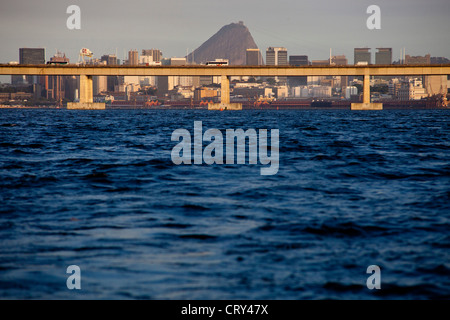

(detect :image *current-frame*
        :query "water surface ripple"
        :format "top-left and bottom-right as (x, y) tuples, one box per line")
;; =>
(0, 109), (448, 299)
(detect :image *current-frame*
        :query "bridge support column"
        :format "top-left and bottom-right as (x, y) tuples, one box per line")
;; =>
(351, 73), (383, 110)
(67, 75), (105, 110)
(221, 75), (230, 105)
(208, 75), (242, 110)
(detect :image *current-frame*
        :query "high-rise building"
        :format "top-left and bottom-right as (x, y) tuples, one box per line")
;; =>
(309, 60), (329, 86)
(19, 48), (45, 65)
(142, 49), (162, 62)
(64, 75), (79, 101)
(374, 48), (392, 81)
(246, 49), (263, 65)
(288, 55), (308, 87)
(16, 48), (45, 86)
(93, 76), (108, 95)
(101, 54), (118, 66)
(45, 52), (70, 102)
(375, 48), (392, 65)
(289, 55), (308, 66)
(266, 47), (288, 66)
(11, 75), (26, 85)
(128, 50), (139, 65)
(157, 58), (188, 97)
(100, 54), (120, 92)
(354, 48), (371, 65)
(330, 55), (348, 89)
(266, 47), (288, 84)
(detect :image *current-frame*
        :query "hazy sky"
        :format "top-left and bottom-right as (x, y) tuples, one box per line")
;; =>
(1, 0), (449, 65)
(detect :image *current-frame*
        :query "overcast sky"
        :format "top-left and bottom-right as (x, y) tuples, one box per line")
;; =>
(1, 0), (449, 65)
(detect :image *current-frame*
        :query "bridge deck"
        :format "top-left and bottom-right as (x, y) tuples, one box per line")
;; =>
(1, 64), (450, 76)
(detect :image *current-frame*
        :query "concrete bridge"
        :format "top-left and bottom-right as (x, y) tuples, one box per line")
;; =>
(1, 64), (449, 110)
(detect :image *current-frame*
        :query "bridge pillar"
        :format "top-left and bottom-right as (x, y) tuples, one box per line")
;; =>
(79, 75), (93, 103)
(351, 73), (383, 110)
(208, 75), (242, 110)
(221, 75), (230, 104)
(67, 75), (105, 109)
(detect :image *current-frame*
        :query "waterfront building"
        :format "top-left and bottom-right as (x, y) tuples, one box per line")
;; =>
(345, 86), (358, 99)
(397, 78), (427, 100)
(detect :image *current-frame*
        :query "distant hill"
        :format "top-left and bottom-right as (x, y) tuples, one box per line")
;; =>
(431, 57), (450, 64)
(186, 22), (261, 65)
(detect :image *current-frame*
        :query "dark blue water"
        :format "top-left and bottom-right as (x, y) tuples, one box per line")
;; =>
(0, 109), (448, 299)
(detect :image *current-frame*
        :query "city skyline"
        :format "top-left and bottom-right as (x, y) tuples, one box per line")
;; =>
(1, 0), (449, 66)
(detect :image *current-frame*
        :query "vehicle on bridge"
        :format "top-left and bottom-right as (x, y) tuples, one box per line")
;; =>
(46, 60), (69, 65)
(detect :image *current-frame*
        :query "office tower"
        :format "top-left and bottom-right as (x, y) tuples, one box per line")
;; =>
(288, 55), (308, 87)
(330, 55), (348, 89)
(354, 48), (371, 65)
(266, 47), (288, 84)
(45, 52), (70, 101)
(64, 75), (78, 101)
(266, 47), (288, 66)
(157, 58), (187, 97)
(19, 48), (45, 65)
(101, 54), (118, 66)
(128, 50), (139, 65)
(142, 49), (162, 62)
(246, 49), (263, 65)
(101, 54), (120, 92)
(308, 60), (329, 86)
(375, 48), (392, 65)
(17, 48), (45, 85)
(93, 72), (108, 96)
(124, 50), (139, 88)
(289, 55), (308, 66)
(139, 52), (159, 85)
(374, 48), (392, 81)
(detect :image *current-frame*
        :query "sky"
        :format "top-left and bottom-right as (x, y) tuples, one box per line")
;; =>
(0, 0), (449, 68)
